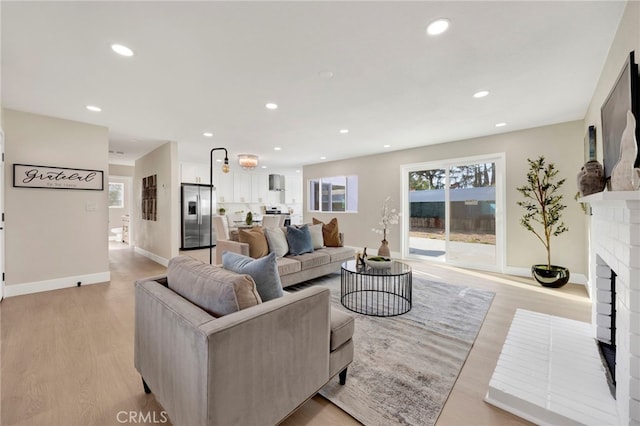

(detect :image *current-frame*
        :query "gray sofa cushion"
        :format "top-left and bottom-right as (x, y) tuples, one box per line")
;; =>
(222, 251), (284, 302)
(167, 256), (262, 317)
(276, 256), (301, 276)
(287, 251), (330, 270)
(316, 246), (356, 263)
(330, 307), (355, 351)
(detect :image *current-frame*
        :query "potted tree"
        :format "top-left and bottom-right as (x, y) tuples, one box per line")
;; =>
(516, 156), (570, 288)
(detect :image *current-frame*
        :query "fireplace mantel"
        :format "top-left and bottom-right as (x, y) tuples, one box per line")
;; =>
(580, 190), (640, 203)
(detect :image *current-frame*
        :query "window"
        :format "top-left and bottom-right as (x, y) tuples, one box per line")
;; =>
(109, 182), (124, 208)
(308, 175), (358, 212)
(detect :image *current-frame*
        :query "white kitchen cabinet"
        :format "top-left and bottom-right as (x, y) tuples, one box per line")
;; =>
(214, 169), (234, 203)
(284, 175), (302, 204)
(233, 173), (252, 202)
(181, 162), (210, 184)
(251, 174), (269, 203)
(289, 214), (303, 226)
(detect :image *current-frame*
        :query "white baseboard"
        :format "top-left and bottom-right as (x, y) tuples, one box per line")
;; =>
(134, 247), (169, 267)
(4, 271), (111, 297)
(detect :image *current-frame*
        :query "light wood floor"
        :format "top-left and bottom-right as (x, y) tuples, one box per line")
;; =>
(1, 245), (591, 425)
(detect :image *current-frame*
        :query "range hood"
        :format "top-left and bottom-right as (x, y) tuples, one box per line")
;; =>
(269, 174), (285, 191)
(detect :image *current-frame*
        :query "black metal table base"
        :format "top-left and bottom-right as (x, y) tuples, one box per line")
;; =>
(341, 262), (412, 317)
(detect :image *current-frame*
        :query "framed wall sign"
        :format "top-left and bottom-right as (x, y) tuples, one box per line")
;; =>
(13, 164), (104, 190)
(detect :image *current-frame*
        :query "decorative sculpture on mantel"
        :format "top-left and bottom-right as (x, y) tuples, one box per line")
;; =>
(610, 110), (640, 191)
(577, 160), (605, 197)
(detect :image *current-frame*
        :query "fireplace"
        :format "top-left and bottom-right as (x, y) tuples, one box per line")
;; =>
(485, 191), (639, 425)
(587, 191), (640, 425)
(595, 260), (617, 393)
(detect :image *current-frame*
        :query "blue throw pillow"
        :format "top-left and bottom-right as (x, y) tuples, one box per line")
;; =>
(286, 224), (314, 256)
(222, 251), (283, 302)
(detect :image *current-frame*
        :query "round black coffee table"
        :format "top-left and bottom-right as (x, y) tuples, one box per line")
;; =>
(340, 259), (412, 317)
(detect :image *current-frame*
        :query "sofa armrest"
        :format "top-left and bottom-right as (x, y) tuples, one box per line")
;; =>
(200, 286), (331, 426)
(215, 238), (250, 264)
(134, 279), (216, 426)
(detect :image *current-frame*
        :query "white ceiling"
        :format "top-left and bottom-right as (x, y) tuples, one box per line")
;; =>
(1, 1), (626, 171)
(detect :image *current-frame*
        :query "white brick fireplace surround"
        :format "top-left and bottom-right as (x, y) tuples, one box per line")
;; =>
(588, 192), (640, 425)
(486, 191), (640, 425)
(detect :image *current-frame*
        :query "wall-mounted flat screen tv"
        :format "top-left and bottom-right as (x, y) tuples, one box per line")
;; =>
(601, 50), (640, 184)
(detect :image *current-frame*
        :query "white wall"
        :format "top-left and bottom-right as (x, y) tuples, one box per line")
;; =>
(134, 141), (180, 265)
(582, 1), (640, 288)
(304, 120), (587, 278)
(584, 1), (640, 156)
(3, 109), (109, 295)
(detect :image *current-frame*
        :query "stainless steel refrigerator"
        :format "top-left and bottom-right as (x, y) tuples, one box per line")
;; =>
(181, 183), (215, 249)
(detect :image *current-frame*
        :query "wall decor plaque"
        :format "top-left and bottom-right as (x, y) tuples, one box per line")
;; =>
(142, 174), (158, 221)
(13, 164), (104, 190)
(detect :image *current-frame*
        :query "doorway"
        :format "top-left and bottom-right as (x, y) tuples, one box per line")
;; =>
(108, 175), (133, 249)
(0, 129), (4, 299)
(401, 153), (505, 272)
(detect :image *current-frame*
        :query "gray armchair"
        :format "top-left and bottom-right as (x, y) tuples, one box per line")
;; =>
(134, 259), (354, 426)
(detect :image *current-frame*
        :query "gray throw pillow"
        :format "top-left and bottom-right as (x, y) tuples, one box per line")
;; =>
(222, 251), (283, 301)
(286, 224), (314, 255)
(167, 255), (261, 317)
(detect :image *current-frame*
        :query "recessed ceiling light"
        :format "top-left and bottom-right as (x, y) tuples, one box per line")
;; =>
(111, 44), (134, 57)
(265, 103), (278, 110)
(473, 90), (489, 98)
(318, 70), (334, 80)
(339, 129), (349, 134)
(320, 156), (326, 160)
(383, 144), (391, 148)
(274, 147), (282, 151)
(203, 132), (213, 137)
(86, 105), (101, 112)
(216, 159), (222, 163)
(495, 122), (507, 127)
(427, 19), (450, 36)
(261, 165), (268, 169)
(296, 170), (300, 173)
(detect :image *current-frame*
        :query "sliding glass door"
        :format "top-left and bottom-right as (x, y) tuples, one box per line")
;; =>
(407, 167), (447, 260)
(402, 154), (504, 272)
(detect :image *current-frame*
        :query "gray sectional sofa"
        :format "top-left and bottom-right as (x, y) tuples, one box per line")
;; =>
(215, 237), (355, 287)
(134, 256), (355, 426)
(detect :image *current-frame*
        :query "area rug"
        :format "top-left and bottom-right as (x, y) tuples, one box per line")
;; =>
(294, 272), (494, 426)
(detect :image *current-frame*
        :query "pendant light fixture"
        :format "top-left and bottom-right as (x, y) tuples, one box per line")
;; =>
(238, 154), (258, 170)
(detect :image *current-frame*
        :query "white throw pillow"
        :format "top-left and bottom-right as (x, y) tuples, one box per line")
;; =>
(309, 223), (325, 249)
(264, 226), (289, 257)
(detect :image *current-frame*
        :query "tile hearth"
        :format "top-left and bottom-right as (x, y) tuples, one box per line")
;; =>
(485, 309), (618, 425)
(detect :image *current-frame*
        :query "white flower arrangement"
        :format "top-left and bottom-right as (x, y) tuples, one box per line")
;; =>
(371, 196), (400, 241)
